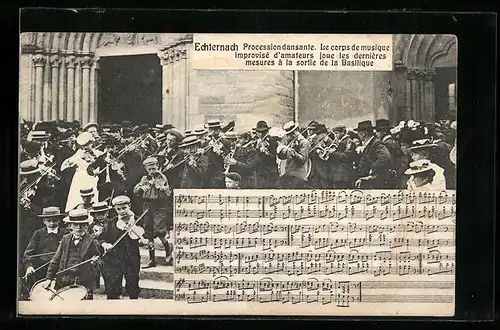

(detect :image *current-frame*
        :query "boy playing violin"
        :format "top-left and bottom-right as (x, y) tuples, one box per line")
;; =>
(99, 195), (149, 299)
(133, 156), (173, 268)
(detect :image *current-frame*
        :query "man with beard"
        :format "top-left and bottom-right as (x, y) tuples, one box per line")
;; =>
(354, 120), (392, 189)
(253, 121), (279, 189)
(308, 124), (334, 189)
(205, 120), (231, 189)
(158, 129), (184, 190)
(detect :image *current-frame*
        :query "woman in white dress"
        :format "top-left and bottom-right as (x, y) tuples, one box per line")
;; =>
(61, 132), (103, 211)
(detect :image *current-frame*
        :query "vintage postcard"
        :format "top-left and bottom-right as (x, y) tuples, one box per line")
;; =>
(18, 32), (457, 315)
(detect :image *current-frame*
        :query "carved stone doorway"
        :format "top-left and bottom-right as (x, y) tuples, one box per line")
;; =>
(98, 54), (162, 125)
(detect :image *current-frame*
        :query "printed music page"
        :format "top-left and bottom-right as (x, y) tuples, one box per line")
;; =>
(18, 32), (457, 316)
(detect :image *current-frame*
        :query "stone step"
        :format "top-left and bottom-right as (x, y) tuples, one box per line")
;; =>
(95, 278), (174, 300)
(139, 246), (172, 266)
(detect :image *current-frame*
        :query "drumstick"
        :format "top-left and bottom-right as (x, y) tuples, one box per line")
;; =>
(22, 260), (52, 281)
(27, 251), (56, 258)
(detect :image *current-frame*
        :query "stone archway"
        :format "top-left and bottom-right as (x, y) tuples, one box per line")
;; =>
(19, 33), (192, 129)
(391, 34), (457, 122)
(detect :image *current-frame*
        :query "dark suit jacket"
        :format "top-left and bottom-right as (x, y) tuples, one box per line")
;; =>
(24, 227), (68, 269)
(99, 217), (140, 269)
(46, 233), (101, 290)
(230, 146), (256, 188)
(357, 136), (392, 188)
(254, 136), (279, 177)
(180, 154), (209, 188)
(328, 136), (356, 184)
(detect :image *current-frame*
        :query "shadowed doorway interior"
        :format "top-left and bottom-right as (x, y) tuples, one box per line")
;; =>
(98, 54), (162, 125)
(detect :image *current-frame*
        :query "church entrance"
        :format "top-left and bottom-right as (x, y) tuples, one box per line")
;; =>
(434, 67), (457, 121)
(98, 54), (162, 125)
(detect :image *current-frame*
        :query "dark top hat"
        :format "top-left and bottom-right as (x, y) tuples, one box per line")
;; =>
(163, 124), (175, 130)
(37, 206), (66, 219)
(225, 172), (242, 182)
(356, 120), (374, 132)
(121, 120), (132, 128)
(109, 124), (121, 133)
(134, 124), (151, 135)
(23, 141), (42, 155)
(255, 121), (271, 132)
(375, 119), (392, 131)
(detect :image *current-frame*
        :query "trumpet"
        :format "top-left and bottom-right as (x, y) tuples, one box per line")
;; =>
(316, 135), (341, 161)
(223, 147), (237, 174)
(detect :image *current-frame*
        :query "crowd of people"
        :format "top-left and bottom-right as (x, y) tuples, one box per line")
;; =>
(18, 116), (457, 300)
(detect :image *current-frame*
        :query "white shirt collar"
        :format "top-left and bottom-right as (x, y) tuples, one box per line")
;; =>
(382, 135), (392, 142)
(359, 135), (375, 153)
(47, 227), (58, 234)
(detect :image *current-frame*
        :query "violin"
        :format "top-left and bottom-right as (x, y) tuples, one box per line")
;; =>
(115, 215), (153, 248)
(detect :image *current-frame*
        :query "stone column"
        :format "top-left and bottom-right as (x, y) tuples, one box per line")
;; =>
(406, 69), (419, 120)
(176, 44), (188, 131)
(49, 55), (60, 121)
(42, 56), (51, 120)
(392, 61), (407, 122)
(423, 70), (436, 122)
(157, 50), (169, 124)
(81, 56), (93, 125)
(58, 55), (67, 120)
(18, 54), (31, 120)
(74, 58), (82, 123)
(30, 56), (36, 121)
(33, 54), (46, 122)
(66, 56), (77, 122)
(167, 49), (175, 125)
(90, 59), (99, 123)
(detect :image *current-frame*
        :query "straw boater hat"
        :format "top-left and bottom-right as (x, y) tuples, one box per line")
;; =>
(83, 122), (99, 132)
(79, 187), (95, 197)
(89, 201), (112, 214)
(28, 130), (50, 142)
(164, 128), (183, 141)
(255, 121), (271, 132)
(207, 119), (222, 129)
(63, 209), (93, 224)
(184, 129), (194, 138)
(408, 139), (438, 152)
(179, 135), (200, 148)
(76, 132), (93, 146)
(37, 206), (66, 219)
(112, 195), (131, 206)
(224, 131), (238, 140)
(404, 159), (435, 176)
(283, 121), (299, 135)
(20, 159), (42, 175)
(193, 125), (208, 136)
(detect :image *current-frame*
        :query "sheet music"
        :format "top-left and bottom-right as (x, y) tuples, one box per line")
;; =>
(173, 189), (455, 315)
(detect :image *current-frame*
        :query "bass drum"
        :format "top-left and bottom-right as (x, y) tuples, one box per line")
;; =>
(29, 279), (55, 302)
(51, 284), (88, 301)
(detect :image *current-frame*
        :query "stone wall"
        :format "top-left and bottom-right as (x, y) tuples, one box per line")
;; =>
(297, 71), (392, 129)
(188, 70), (295, 131)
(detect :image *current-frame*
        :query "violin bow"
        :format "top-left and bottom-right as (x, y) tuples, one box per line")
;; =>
(102, 210), (149, 258)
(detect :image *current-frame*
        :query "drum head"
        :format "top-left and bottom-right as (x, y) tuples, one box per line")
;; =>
(51, 285), (88, 301)
(29, 279), (54, 302)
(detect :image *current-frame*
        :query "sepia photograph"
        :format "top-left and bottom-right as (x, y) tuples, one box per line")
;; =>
(18, 32), (457, 315)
